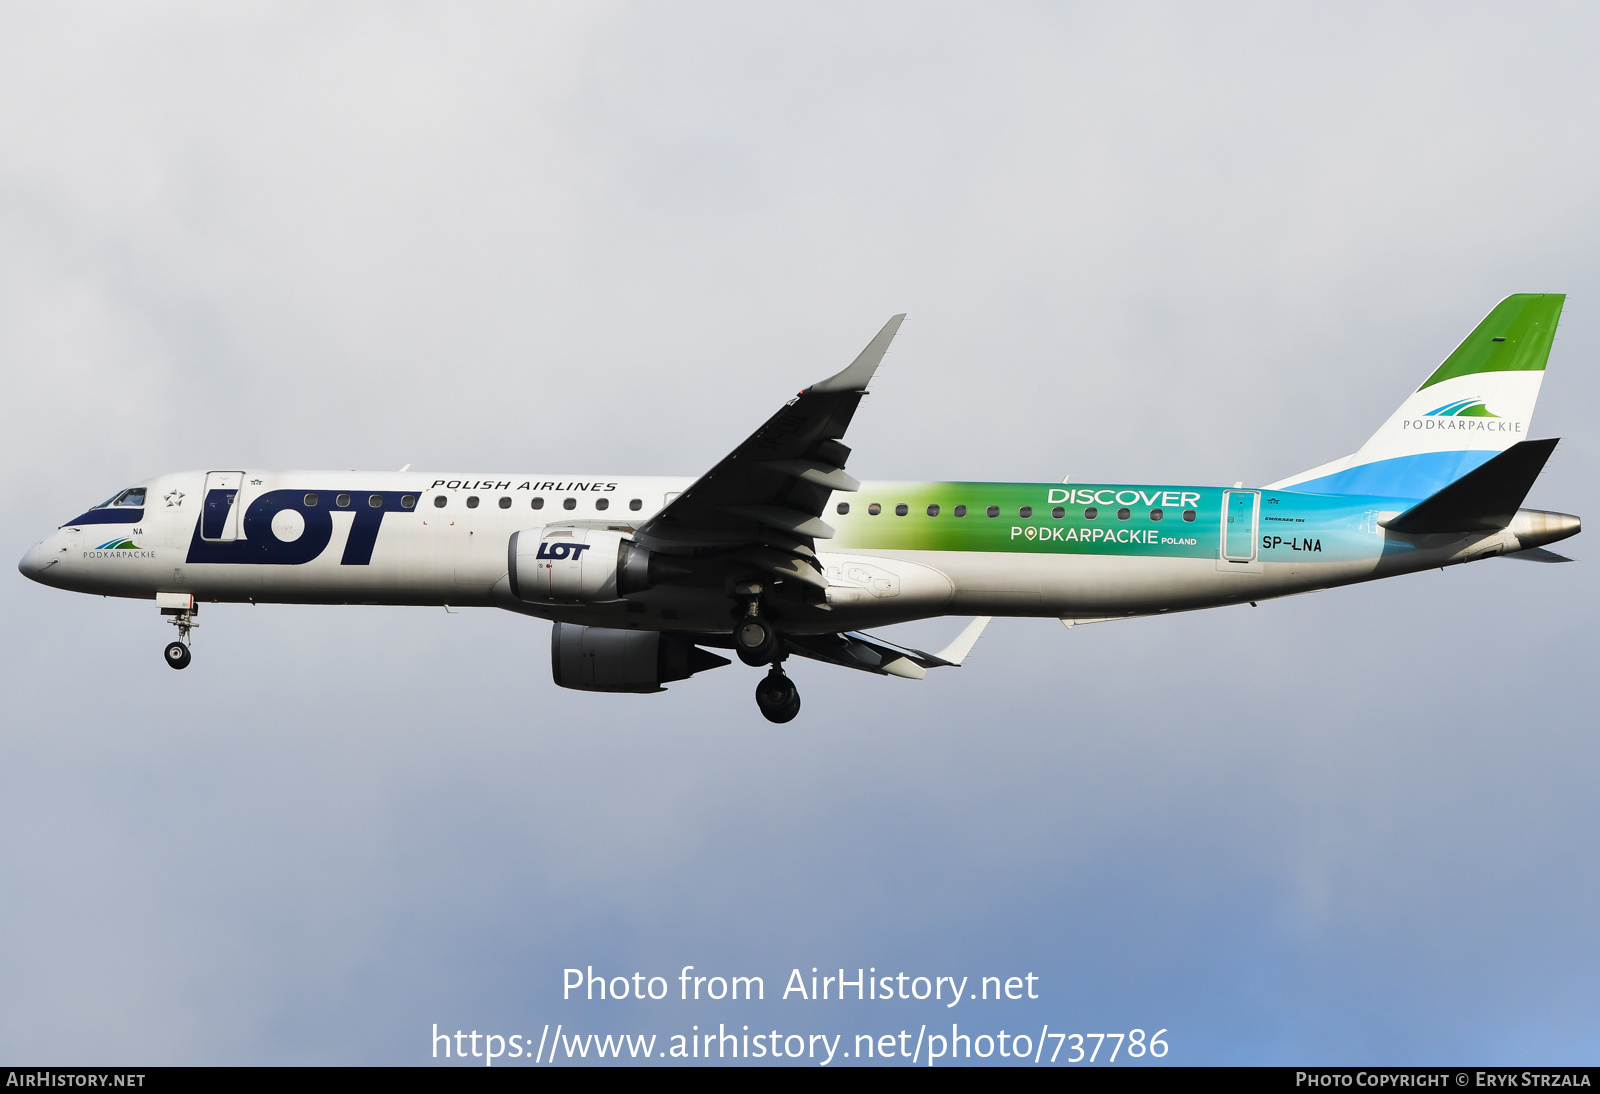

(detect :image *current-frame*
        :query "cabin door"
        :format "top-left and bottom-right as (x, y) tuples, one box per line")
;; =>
(201, 472), (244, 542)
(1222, 490), (1258, 563)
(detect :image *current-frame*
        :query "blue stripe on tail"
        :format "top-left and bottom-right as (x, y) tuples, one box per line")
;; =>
(1292, 450), (1498, 500)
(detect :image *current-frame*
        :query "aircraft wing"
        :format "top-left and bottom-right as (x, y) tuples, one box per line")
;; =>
(632, 315), (906, 587)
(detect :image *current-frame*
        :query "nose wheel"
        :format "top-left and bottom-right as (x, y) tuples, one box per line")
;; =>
(755, 667), (801, 724)
(164, 641), (192, 670)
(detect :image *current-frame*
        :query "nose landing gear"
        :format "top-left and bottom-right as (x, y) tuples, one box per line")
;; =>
(754, 667), (801, 724)
(159, 595), (197, 670)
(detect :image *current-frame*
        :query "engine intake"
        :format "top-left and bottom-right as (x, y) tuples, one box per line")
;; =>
(550, 623), (731, 693)
(509, 527), (659, 601)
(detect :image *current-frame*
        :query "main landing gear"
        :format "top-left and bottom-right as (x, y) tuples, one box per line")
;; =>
(732, 590), (799, 722)
(755, 666), (801, 724)
(733, 608), (779, 667)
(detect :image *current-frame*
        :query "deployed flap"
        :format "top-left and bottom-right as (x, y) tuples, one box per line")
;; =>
(633, 315), (905, 565)
(1381, 438), (1558, 534)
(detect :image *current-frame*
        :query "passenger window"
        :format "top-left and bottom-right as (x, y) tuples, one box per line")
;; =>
(926, 504), (939, 516)
(629, 499), (642, 511)
(401, 495), (415, 509)
(532, 497), (544, 510)
(1084, 507), (1098, 519)
(1051, 506), (1064, 519)
(466, 496), (480, 509)
(837, 502), (850, 515)
(336, 493), (351, 507)
(868, 503), (882, 515)
(954, 505), (967, 517)
(1018, 506), (1033, 518)
(986, 506), (1000, 518)
(895, 504), (908, 516)
(563, 498), (576, 510)
(596, 497), (609, 511)
(305, 493), (319, 507)
(498, 497), (511, 509)
(1117, 508), (1130, 520)
(1183, 509), (1196, 522)
(369, 494), (383, 508)
(433, 496), (447, 508)
(1150, 508), (1163, 521)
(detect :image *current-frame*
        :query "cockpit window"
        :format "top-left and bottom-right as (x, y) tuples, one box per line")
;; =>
(95, 488), (145, 508)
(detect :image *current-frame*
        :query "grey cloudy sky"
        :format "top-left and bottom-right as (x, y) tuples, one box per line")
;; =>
(2, 2), (1597, 1064)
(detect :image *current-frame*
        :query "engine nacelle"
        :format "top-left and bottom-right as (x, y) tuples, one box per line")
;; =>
(550, 623), (731, 693)
(509, 527), (653, 601)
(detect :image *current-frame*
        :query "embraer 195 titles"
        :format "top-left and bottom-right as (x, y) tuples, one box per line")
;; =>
(20, 296), (1581, 721)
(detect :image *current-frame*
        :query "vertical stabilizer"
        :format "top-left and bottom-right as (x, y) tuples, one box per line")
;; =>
(1268, 294), (1564, 498)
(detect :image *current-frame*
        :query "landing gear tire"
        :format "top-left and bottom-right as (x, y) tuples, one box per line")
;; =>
(164, 641), (191, 670)
(755, 668), (800, 724)
(734, 614), (779, 666)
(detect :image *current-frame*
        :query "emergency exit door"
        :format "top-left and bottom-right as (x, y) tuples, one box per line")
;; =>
(1222, 490), (1258, 562)
(201, 472), (244, 542)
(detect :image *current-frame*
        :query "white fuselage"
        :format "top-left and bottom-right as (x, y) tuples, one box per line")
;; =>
(20, 469), (1570, 638)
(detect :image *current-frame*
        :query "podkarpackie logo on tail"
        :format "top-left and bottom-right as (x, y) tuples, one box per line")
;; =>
(85, 537), (155, 559)
(1426, 398), (1498, 418)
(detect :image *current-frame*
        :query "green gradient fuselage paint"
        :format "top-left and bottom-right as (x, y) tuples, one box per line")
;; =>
(833, 482), (1401, 564)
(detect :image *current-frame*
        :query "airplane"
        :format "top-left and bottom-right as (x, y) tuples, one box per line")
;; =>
(18, 294), (1580, 723)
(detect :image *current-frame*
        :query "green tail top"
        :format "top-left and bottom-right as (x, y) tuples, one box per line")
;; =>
(1418, 293), (1565, 390)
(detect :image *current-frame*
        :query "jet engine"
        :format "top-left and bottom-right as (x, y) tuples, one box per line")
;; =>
(550, 623), (731, 693)
(508, 527), (656, 601)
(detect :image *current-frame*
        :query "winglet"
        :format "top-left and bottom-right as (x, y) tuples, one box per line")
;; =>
(931, 616), (991, 667)
(806, 314), (907, 394)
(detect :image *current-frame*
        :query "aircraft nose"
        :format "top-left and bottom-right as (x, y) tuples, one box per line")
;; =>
(18, 542), (48, 582)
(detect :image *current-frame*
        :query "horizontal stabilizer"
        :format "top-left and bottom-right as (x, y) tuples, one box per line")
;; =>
(1501, 546), (1573, 563)
(1381, 438), (1558, 534)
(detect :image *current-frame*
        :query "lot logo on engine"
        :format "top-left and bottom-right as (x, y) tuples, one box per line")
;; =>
(537, 541), (591, 561)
